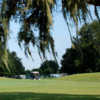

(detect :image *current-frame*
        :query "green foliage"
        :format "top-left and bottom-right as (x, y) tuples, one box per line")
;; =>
(0, 0), (56, 71)
(61, 48), (79, 74)
(0, 0), (99, 71)
(39, 60), (59, 75)
(62, 0), (100, 29)
(61, 21), (100, 74)
(32, 68), (40, 72)
(8, 51), (25, 74)
(0, 51), (25, 76)
(75, 20), (100, 72)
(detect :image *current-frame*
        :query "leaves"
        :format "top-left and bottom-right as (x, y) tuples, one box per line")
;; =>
(0, 0), (99, 71)
(61, 20), (100, 74)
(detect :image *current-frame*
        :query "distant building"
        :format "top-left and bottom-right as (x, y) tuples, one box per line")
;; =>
(50, 73), (67, 78)
(19, 75), (26, 79)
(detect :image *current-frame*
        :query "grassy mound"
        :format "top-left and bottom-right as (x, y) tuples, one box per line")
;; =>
(59, 72), (100, 81)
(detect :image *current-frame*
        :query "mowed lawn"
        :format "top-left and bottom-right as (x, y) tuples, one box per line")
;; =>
(0, 73), (100, 100)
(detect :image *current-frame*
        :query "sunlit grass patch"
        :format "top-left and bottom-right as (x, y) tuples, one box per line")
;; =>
(0, 73), (100, 100)
(58, 72), (100, 81)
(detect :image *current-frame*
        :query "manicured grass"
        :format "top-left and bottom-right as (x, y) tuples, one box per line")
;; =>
(0, 73), (100, 100)
(59, 72), (100, 81)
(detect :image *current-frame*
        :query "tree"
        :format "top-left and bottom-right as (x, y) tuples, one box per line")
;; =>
(61, 21), (100, 74)
(0, 0), (99, 70)
(39, 60), (59, 76)
(0, 51), (25, 76)
(61, 48), (79, 74)
(75, 20), (100, 72)
(8, 51), (25, 75)
(32, 68), (40, 72)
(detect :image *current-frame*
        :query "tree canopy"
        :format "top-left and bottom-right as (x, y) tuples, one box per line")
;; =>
(0, 51), (25, 76)
(0, 0), (100, 70)
(61, 20), (100, 74)
(39, 60), (59, 75)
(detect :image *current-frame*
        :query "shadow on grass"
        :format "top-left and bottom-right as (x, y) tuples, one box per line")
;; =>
(0, 92), (100, 100)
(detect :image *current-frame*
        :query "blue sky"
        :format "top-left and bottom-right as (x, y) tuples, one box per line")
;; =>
(7, 11), (73, 70)
(7, 6), (97, 70)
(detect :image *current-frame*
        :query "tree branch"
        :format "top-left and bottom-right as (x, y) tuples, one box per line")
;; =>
(87, 0), (100, 6)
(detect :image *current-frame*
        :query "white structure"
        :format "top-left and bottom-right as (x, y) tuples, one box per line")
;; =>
(31, 71), (40, 80)
(50, 73), (67, 78)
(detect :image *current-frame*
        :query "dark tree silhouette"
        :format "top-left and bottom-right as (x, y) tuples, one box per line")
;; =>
(39, 60), (59, 76)
(61, 21), (100, 74)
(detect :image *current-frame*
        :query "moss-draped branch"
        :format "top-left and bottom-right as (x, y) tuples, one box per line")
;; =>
(0, 0), (99, 70)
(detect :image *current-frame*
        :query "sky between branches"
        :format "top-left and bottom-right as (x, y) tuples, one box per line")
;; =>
(8, 6), (97, 70)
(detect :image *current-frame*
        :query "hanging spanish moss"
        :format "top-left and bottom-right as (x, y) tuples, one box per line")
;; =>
(0, 0), (99, 71)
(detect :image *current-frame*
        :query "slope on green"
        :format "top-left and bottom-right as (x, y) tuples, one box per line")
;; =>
(0, 73), (100, 100)
(59, 72), (100, 81)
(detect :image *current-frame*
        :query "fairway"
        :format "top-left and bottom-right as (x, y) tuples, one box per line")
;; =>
(0, 73), (100, 100)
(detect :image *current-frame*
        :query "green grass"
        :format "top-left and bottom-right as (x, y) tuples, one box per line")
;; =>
(59, 72), (100, 81)
(0, 73), (100, 100)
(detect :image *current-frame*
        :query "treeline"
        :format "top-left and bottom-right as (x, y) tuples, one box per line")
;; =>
(1, 21), (100, 76)
(31, 21), (100, 75)
(32, 60), (59, 76)
(60, 21), (100, 74)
